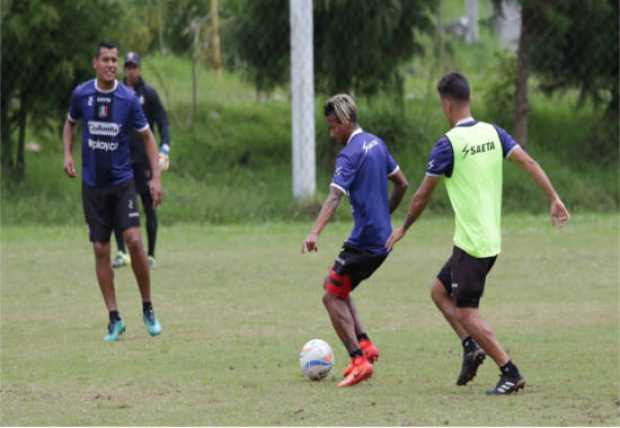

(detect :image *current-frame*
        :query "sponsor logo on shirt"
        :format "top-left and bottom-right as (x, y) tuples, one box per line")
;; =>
(427, 159), (435, 171)
(362, 140), (379, 154)
(88, 138), (119, 152)
(97, 96), (112, 103)
(334, 166), (343, 177)
(88, 121), (120, 137)
(462, 141), (495, 158)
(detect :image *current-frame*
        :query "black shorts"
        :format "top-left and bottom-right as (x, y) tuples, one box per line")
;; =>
(132, 162), (152, 195)
(82, 180), (140, 242)
(326, 244), (388, 298)
(437, 246), (497, 308)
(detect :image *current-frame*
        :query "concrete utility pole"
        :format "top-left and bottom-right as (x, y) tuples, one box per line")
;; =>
(465, 0), (479, 43)
(290, 0), (316, 199)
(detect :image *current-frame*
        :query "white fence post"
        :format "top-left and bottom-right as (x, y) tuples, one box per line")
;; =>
(290, 0), (316, 199)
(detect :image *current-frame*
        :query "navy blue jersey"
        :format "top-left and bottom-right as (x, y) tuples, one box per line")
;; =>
(426, 118), (519, 177)
(68, 79), (149, 187)
(330, 129), (400, 255)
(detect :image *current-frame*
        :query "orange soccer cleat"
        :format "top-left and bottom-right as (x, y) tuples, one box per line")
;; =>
(342, 340), (380, 377)
(360, 339), (380, 363)
(337, 356), (373, 387)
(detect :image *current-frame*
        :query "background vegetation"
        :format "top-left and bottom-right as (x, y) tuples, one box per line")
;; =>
(1, 0), (618, 225)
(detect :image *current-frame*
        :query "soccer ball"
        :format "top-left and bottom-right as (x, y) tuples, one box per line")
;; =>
(299, 339), (334, 380)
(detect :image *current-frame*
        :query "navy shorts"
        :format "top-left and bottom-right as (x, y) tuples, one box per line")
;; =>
(82, 180), (140, 242)
(437, 246), (497, 308)
(326, 244), (387, 299)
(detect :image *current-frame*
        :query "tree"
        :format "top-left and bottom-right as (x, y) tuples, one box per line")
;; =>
(162, 0), (210, 55)
(233, 0), (435, 96)
(1, 0), (124, 180)
(494, 0), (618, 150)
(527, 0), (618, 115)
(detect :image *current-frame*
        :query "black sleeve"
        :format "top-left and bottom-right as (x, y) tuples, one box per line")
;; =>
(145, 85), (170, 148)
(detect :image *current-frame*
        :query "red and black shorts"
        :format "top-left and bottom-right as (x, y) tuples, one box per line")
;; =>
(437, 246), (497, 308)
(325, 244), (388, 299)
(82, 180), (140, 242)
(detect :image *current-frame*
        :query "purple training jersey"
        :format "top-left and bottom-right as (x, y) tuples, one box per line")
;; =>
(68, 79), (149, 187)
(330, 129), (400, 255)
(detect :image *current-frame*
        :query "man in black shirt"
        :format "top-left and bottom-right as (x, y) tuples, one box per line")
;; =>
(112, 52), (170, 269)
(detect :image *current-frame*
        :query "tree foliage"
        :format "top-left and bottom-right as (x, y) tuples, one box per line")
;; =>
(526, 0), (619, 113)
(233, 0), (435, 96)
(1, 0), (124, 179)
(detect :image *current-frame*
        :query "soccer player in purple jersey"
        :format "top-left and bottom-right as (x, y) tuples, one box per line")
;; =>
(302, 94), (409, 387)
(63, 42), (164, 341)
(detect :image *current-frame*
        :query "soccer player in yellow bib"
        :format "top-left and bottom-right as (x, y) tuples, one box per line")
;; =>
(386, 72), (570, 395)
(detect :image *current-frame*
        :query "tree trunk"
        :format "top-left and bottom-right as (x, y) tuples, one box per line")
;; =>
(465, 0), (479, 43)
(514, 0), (530, 149)
(16, 101), (27, 181)
(1, 92), (13, 172)
(210, 0), (223, 80)
(158, 0), (167, 54)
(190, 20), (201, 127)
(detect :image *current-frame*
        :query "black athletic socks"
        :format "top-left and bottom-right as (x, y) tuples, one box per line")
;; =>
(349, 349), (363, 358)
(500, 360), (520, 378)
(109, 310), (121, 322)
(462, 336), (478, 353)
(357, 332), (370, 342)
(142, 301), (153, 313)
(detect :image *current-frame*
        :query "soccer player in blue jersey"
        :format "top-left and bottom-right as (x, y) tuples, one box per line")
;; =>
(63, 42), (164, 342)
(302, 94), (409, 387)
(386, 72), (570, 395)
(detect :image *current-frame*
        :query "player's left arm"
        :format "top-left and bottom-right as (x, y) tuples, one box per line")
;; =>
(302, 186), (344, 254)
(509, 146), (570, 226)
(386, 175), (440, 250)
(141, 128), (163, 207)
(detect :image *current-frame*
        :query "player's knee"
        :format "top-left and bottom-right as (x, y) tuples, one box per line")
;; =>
(93, 242), (110, 260)
(455, 307), (476, 324)
(322, 292), (333, 307)
(123, 232), (142, 251)
(430, 281), (444, 304)
(324, 270), (352, 300)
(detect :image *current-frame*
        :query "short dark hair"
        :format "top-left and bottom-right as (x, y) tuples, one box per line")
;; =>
(96, 41), (118, 58)
(437, 72), (470, 101)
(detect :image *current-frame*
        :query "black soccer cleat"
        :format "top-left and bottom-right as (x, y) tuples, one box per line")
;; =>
(456, 348), (486, 385)
(486, 374), (526, 395)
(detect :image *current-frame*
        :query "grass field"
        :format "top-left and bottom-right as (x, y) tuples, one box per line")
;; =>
(1, 214), (619, 425)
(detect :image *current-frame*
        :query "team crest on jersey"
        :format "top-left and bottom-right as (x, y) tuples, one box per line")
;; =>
(98, 104), (109, 118)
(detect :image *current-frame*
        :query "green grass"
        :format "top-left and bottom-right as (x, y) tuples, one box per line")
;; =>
(1, 215), (619, 425)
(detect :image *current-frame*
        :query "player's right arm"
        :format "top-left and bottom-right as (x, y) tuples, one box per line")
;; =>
(63, 89), (81, 178)
(302, 186), (344, 254)
(63, 119), (77, 178)
(509, 146), (570, 227)
(302, 151), (356, 254)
